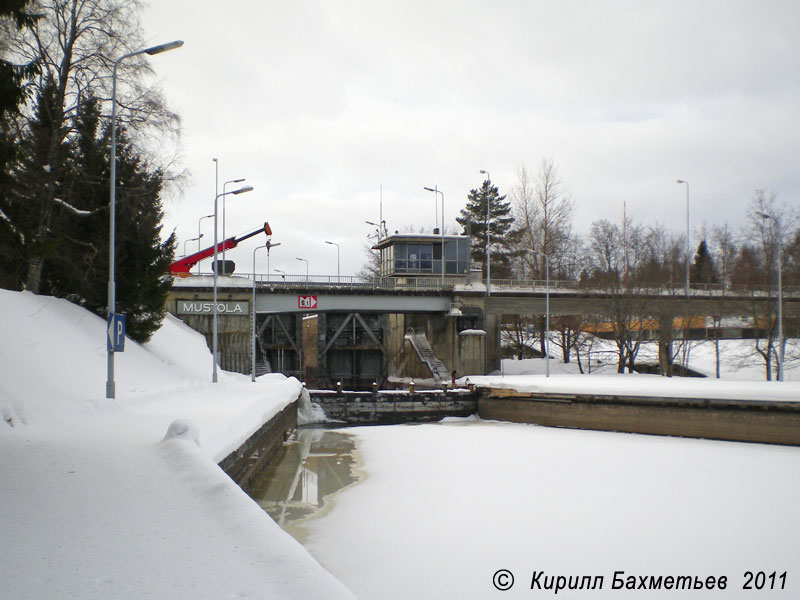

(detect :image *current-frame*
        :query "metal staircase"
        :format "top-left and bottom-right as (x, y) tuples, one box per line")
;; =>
(404, 330), (450, 382)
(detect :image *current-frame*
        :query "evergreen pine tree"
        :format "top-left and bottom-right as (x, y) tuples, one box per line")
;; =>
(455, 179), (515, 278)
(0, 1), (39, 172)
(689, 239), (717, 285)
(37, 97), (175, 342)
(111, 127), (176, 342)
(0, 76), (67, 290)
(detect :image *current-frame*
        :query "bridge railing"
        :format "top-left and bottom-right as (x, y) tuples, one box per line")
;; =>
(221, 272), (799, 298)
(249, 274), (474, 291)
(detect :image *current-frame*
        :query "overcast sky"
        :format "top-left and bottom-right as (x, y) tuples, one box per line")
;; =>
(141, 0), (800, 277)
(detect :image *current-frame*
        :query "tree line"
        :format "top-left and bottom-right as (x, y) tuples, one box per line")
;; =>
(455, 159), (798, 379)
(1, 0), (178, 342)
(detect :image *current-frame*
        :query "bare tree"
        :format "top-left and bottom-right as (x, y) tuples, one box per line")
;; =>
(710, 222), (738, 292)
(509, 163), (538, 276)
(500, 315), (537, 360)
(509, 158), (577, 356)
(6, 0), (180, 293)
(356, 242), (380, 280)
(585, 218), (650, 372)
(741, 189), (795, 380)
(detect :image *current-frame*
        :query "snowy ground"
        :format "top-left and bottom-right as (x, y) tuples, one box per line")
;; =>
(496, 335), (799, 382)
(296, 419), (800, 600)
(0, 290), (353, 599)
(289, 343), (800, 599)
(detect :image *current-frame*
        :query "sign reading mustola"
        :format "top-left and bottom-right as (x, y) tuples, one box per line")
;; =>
(177, 300), (249, 315)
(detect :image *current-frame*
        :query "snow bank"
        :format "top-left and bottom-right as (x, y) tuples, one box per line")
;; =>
(0, 289), (354, 599)
(461, 372), (800, 403)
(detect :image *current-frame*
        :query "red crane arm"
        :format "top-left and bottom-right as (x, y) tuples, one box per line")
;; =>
(170, 222), (271, 275)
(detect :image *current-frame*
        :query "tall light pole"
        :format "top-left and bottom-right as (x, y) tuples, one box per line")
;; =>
(106, 39), (183, 399)
(423, 186), (445, 285)
(532, 250), (551, 377)
(480, 170), (491, 295)
(252, 243), (267, 382)
(324, 241), (340, 282)
(266, 240), (281, 281)
(212, 184), (253, 383)
(758, 211), (784, 381)
(296, 257), (309, 283)
(222, 177), (245, 263)
(197, 213), (213, 273)
(184, 234), (202, 256)
(676, 180), (690, 298)
(366, 220), (386, 239)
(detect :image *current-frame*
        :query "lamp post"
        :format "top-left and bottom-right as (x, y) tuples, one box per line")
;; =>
(197, 213), (213, 273)
(106, 39), (183, 399)
(266, 240), (281, 281)
(212, 184), (253, 383)
(423, 186), (445, 285)
(296, 257), (309, 283)
(274, 268), (286, 281)
(758, 211), (784, 381)
(532, 250), (550, 378)
(480, 170), (491, 295)
(222, 177), (245, 264)
(676, 180), (690, 298)
(366, 220), (386, 239)
(252, 243), (267, 382)
(324, 241), (340, 282)
(184, 235), (202, 256)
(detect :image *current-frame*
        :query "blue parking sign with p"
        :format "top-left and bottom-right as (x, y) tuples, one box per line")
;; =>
(107, 313), (126, 352)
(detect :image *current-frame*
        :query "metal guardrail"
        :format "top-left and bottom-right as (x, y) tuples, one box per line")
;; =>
(203, 272), (799, 298)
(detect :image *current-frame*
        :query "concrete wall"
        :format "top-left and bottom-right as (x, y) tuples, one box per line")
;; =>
(169, 287), (496, 382)
(478, 389), (800, 446)
(310, 389), (477, 425)
(301, 314), (318, 383)
(168, 291), (252, 374)
(218, 400), (298, 492)
(385, 312), (491, 381)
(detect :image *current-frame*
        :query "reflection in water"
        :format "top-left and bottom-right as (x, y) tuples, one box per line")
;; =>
(250, 429), (358, 527)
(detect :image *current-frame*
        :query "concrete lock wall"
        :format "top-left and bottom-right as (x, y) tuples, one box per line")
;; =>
(169, 289), (494, 384)
(478, 390), (800, 446)
(169, 293), (253, 374)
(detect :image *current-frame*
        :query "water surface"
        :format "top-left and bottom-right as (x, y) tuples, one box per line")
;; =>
(249, 428), (360, 528)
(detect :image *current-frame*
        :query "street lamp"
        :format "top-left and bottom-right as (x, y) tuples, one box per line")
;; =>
(324, 240), (340, 282)
(296, 257), (309, 283)
(252, 243), (267, 382)
(274, 268), (286, 281)
(197, 213), (213, 273)
(222, 177), (245, 263)
(106, 39), (183, 399)
(184, 234), (202, 256)
(758, 211), (784, 381)
(531, 250), (551, 378)
(212, 184), (253, 383)
(676, 180), (690, 298)
(424, 186), (445, 286)
(266, 240), (281, 281)
(480, 170), (491, 295)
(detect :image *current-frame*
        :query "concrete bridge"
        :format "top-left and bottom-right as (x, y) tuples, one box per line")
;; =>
(167, 274), (799, 388)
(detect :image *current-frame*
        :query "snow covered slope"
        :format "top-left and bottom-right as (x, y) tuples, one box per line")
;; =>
(0, 289), (354, 599)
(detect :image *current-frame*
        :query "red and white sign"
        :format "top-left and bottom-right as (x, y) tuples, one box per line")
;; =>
(298, 295), (318, 309)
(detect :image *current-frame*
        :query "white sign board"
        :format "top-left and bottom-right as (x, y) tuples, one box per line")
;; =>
(177, 300), (249, 315)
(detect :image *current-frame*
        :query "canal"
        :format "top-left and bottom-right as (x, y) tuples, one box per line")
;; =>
(249, 427), (362, 538)
(247, 418), (800, 600)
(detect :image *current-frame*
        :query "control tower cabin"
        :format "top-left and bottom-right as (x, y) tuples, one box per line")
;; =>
(372, 233), (471, 278)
